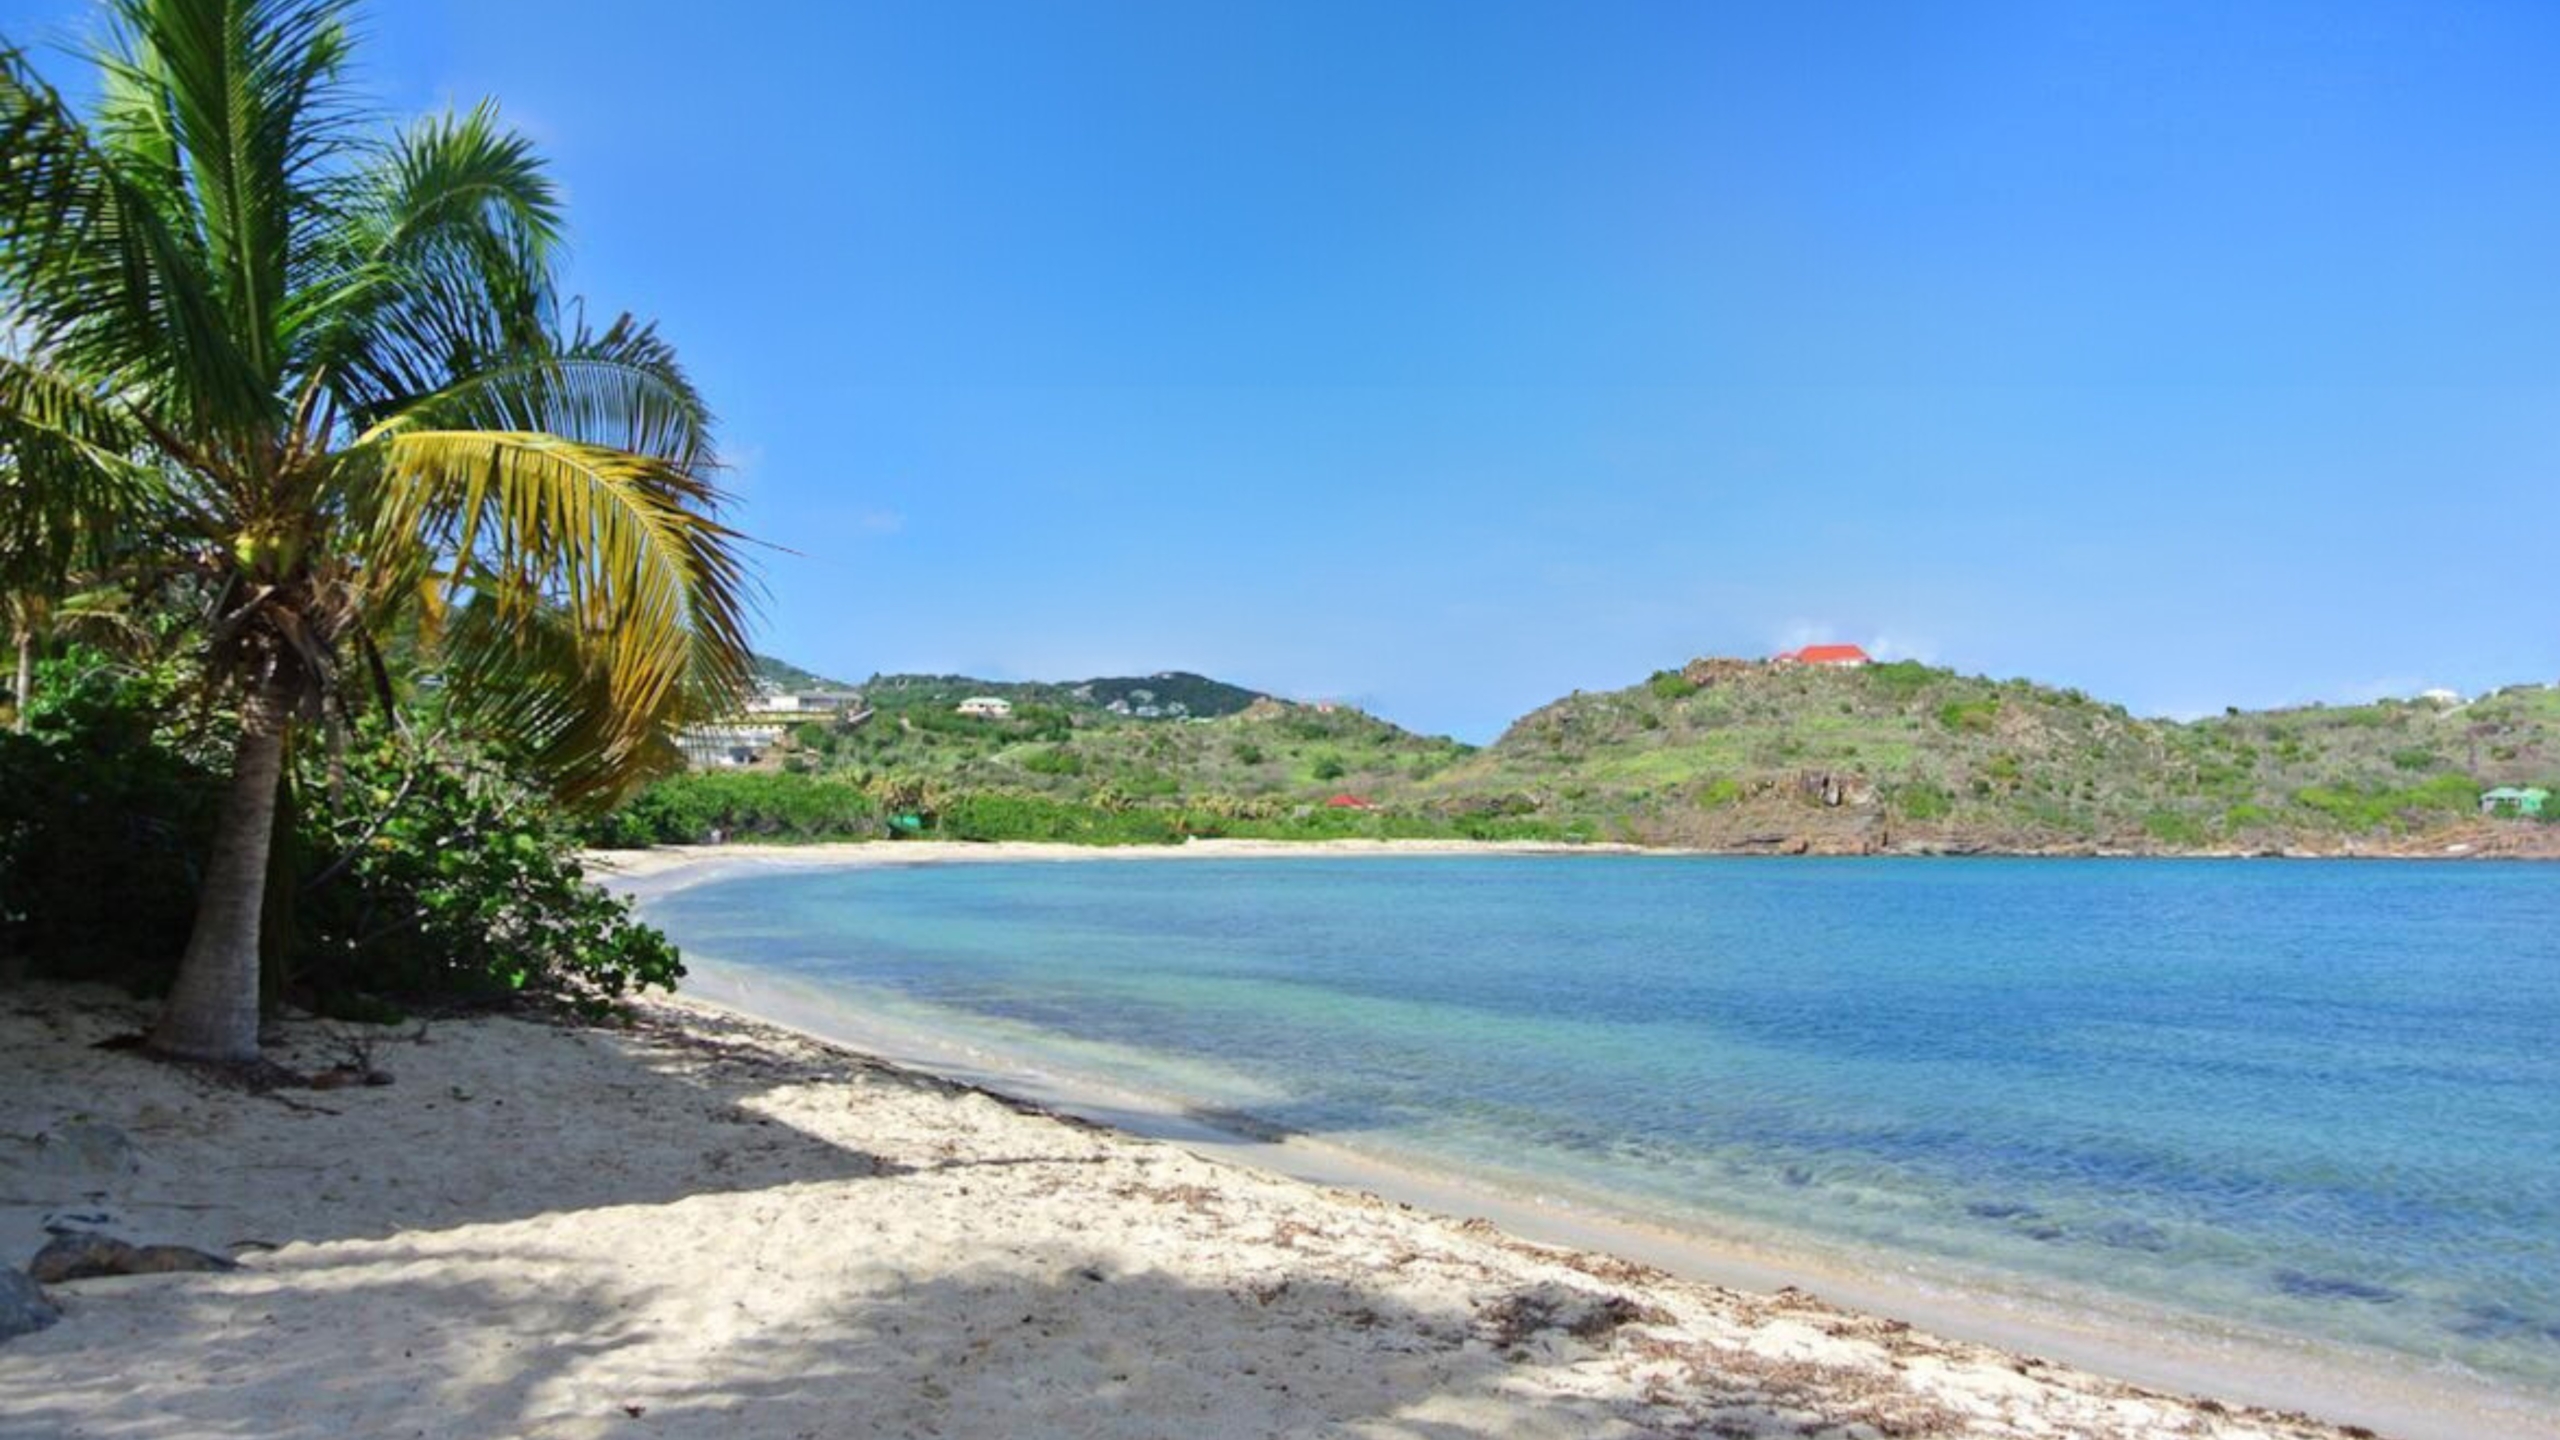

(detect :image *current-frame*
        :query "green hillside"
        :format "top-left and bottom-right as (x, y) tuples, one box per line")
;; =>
(857, 669), (1268, 720)
(609, 656), (2560, 854)
(1422, 660), (2560, 854)
(751, 653), (858, 693)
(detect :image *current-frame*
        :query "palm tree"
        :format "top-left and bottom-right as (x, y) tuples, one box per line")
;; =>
(0, 0), (756, 1061)
(0, 323), (151, 730)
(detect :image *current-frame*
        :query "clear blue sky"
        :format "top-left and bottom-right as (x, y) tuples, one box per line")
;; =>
(8, 1), (2559, 741)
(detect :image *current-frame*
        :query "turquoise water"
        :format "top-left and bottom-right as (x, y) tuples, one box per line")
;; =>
(639, 855), (2560, 1392)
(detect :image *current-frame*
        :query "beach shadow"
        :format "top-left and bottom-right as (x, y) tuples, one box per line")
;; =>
(0, 985), (910, 1253)
(0, 1237), (1772, 1440)
(0, 986), (2002, 1440)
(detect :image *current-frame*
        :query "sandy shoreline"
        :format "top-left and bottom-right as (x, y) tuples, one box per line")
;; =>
(584, 837), (1654, 895)
(1, 842), (2548, 1438)
(3, 983), (2514, 1440)
(588, 841), (2560, 1440)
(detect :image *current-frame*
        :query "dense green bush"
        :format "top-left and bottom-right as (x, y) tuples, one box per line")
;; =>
(0, 650), (686, 1017)
(1019, 744), (1084, 776)
(935, 792), (1181, 845)
(591, 770), (883, 845)
(0, 655), (221, 989)
(2290, 774), (2479, 832)
(1890, 781), (1953, 821)
(1936, 698), (2000, 733)
(293, 732), (681, 1015)
(1863, 662), (1940, 701)
(1695, 777), (1743, 808)
(2141, 808), (2213, 847)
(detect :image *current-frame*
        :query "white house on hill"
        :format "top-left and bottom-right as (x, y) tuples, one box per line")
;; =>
(956, 696), (1014, 719)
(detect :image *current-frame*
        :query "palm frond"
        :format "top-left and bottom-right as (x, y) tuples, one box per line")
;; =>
(434, 596), (693, 804)
(362, 314), (714, 469)
(0, 42), (263, 432)
(0, 350), (160, 588)
(309, 99), (561, 417)
(347, 427), (756, 798)
(96, 0), (360, 392)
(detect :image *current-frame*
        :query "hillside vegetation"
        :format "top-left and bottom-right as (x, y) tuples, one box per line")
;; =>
(1424, 660), (2560, 855)
(604, 658), (2560, 856)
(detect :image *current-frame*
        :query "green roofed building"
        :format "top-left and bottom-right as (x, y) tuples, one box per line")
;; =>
(2479, 786), (2550, 817)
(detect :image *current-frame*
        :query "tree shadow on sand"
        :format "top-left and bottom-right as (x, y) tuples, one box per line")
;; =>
(0, 1231), (1921, 1440)
(3, 988), (921, 1250)
(0, 984), (2032, 1440)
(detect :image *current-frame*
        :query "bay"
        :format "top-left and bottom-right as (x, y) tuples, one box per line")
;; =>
(636, 854), (2560, 1394)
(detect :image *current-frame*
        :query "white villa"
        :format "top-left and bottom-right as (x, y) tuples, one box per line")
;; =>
(956, 696), (1014, 719)
(676, 723), (786, 769)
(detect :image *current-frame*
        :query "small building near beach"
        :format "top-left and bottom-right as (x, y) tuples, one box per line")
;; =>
(677, 723), (785, 768)
(1772, 644), (1872, 667)
(956, 696), (1014, 719)
(2480, 786), (2550, 817)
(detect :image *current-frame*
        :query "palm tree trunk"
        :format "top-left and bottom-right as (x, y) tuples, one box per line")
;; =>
(10, 628), (30, 735)
(152, 679), (294, 1062)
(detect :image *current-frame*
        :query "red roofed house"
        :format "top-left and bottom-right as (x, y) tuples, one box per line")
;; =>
(1772, 644), (1872, 667)
(1324, 794), (1376, 810)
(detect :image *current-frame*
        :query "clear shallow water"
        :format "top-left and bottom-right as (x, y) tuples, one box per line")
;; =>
(639, 855), (2560, 1392)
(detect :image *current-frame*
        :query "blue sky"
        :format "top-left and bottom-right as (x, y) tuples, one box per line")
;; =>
(7, 2), (2559, 741)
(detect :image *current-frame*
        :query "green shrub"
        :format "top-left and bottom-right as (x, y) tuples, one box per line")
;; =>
(1646, 670), (1694, 701)
(1864, 662), (1938, 701)
(296, 732), (682, 1015)
(2291, 774), (2479, 832)
(2388, 747), (2440, 772)
(0, 654), (220, 989)
(2224, 802), (2275, 830)
(1020, 745), (1085, 776)
(1937, 698), (2000, 733)
(1695, 777), (1743, 808)
(936, 792), (1180, 845)
(2141, 809), (2212, 847)
(592, 770), (882, 845)
(1310, 754), (1347, 782)
(0, 655), (684, 1016)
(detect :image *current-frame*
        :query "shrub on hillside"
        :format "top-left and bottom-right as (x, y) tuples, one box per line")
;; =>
(1937, 698), (2000, 733)
(592, 770), (883, 845)
(1020, 745), (1085, 776)
(1863, 662), (1940, 701)
(2141, 809), (2213, 847)
(2290, 774), (2479, 832)
(936, 792), (1180, 845)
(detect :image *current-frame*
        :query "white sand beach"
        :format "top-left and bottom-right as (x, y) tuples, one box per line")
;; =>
(1, 841), (2549, 1439)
